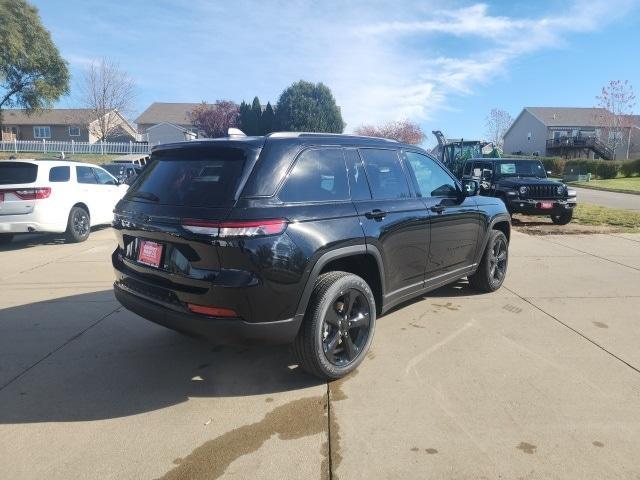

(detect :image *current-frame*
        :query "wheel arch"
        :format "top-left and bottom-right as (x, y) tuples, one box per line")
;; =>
(295, 245), (385, 317)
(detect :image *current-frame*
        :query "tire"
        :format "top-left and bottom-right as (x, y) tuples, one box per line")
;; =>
(294, 271), (376, 380)
(65, 206), (91, 243)
(550, 210), (573, 225)
(468, 230), (509, 293)
(0, 234), (13, 245)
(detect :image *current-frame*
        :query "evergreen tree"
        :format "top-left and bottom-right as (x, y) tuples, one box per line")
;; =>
(262, 102), (275, 134)
(249, 96), (262, 135)
(275, 81), (344, 133)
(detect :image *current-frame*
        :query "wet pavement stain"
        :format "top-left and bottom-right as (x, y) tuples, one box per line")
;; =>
(432, 302), (460, 311)
(503, 304), (523, 314)
(593, 321), (609, 329)
(410, 447), (420, 452)
(157, 395), (327, 480)
(593, 441), (605, 448)
(409, 322), (426, 329)
(425, 448), (438, 454)
(326, 370), (358, 479)
(265, 397), (274, 403)
(516, 442), (537, 454)
(366, 351), (376, 360)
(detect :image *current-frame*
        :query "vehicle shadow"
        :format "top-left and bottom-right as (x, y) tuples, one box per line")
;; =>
(0, 290), (321, 424)
(383, 279), (482, 316)
(0, 226), (111, 252)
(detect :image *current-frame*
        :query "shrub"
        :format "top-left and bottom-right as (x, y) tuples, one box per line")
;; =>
(541, 157), (566, 176)
(595, 161), (619, 179)
(620, 159), (640, 177)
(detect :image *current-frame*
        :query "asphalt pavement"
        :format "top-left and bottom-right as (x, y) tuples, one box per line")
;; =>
(572, 186), (640, 211)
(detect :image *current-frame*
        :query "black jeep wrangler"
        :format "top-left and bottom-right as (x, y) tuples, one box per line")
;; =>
(461, 158), (577, 225)
(112, 133), (511, 380)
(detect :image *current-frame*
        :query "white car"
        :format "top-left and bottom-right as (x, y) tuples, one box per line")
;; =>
(0, 159), (128, 243)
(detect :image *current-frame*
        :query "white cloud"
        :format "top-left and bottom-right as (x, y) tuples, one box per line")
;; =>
(53, 0), (638, 131)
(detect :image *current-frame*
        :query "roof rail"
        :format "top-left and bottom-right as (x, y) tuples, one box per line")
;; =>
(265, 131), (399, 142)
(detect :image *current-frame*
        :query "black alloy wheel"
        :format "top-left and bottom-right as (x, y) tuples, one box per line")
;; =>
(294, 271), (376, 380)
(321, 288), (372, 367)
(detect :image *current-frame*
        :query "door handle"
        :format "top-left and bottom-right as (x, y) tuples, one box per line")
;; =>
(430, 204), (446, 213)
(365, 209), (387, 220)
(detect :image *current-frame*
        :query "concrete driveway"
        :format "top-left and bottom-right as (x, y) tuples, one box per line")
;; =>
(573, 186), (640, 211)
(1, 228), (639, 479)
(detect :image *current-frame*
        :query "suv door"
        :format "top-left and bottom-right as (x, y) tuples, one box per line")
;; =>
(75, 166), (101, 221)
(351, 148), (429, 303)
(403, 151), (480, 280)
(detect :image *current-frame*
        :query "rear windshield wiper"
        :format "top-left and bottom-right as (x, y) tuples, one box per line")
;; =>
(130, 191), (159, 202)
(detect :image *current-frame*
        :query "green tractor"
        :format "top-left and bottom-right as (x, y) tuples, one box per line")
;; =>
(431, 130), (500, 178)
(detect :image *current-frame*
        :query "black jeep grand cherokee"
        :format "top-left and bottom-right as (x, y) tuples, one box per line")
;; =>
(112, 133), (511, 379)
(462, 158), (577, 225)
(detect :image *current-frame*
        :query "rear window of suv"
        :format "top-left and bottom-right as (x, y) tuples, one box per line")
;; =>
(125, 147), (247, 207)
(0, 162), (38, 184)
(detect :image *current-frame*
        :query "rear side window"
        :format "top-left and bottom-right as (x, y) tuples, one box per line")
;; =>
(49, 166), (70, 182)
(359, 149), (410, 200)
(0, 162), (38, 184)
(76, 166), (98, 184)
(279, 148), (348, 203)
(126, 147), (247, 207)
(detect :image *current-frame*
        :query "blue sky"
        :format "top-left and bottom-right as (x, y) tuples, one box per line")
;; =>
(32, 0), (640, 146)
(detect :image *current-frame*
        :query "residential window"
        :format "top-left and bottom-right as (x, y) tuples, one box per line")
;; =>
(527, 132), (532, 141)
(69, 126), (81, 137)
(33, 126), (51, 139)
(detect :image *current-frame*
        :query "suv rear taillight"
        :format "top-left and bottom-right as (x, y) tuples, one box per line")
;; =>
(182, 219), (287, 237)
(1, 187), (51, 200)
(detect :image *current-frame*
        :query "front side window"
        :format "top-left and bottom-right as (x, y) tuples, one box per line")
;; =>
(76, 166), (98, 184)
(33, 126), (51, 139)
(69, 126), (81, 137)
(279, 148), (348, 203)
(405, 152), (458, 198)
(49, 166), (70, 182)
(92, 168), (117, 185)
(359, 148), (410, 200)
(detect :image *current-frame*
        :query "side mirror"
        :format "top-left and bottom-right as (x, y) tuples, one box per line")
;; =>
(461, 179), (480, 196)
(546, 170), (552, 176)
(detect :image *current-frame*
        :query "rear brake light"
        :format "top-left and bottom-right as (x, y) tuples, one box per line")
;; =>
(187, 304), (238, 317)
(4, 187), (52, 200)
(181, 219), (287, 237)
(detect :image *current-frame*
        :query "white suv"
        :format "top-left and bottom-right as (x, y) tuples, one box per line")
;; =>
(0, 159), (129, 243)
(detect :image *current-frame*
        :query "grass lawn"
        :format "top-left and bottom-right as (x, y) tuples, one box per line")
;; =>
(0, 152), (121, 164)
(573, 203), (640, 231)
(572, 177), (640, 195)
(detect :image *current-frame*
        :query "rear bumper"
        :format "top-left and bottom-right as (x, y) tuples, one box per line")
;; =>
(114, 283), (302, 345)
(508, 198), (576, 215)
(0, 214), (66, 233)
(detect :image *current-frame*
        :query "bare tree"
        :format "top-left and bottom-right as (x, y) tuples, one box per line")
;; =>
(354, 119), (425, 144)
(595, 80), (636, 159)
(484, 108), (513, 150)
(189, 101), (239, 138)
(79, 59), (136, 141)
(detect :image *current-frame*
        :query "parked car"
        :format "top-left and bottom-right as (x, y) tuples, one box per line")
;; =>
(0, 159), (128, 244)
(461, 158), (577, 225)
(101, 163), (142, 184)
(111, 133), (511, 379)
(111, 154), (150, 168)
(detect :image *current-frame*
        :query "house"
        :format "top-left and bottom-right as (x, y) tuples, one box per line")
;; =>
(135, 102), (199, 145)
(0, 108), (138, 143)
(144, 122), (197, 146)
(503, 107), (640, 160)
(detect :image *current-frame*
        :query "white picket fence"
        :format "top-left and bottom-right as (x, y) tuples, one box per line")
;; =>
(0, 139), (150, 155)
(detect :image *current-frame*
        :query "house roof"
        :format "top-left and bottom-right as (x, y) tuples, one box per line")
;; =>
(135, 102), (200, 126)
(525, 107), (612, 127)
(1, 108), (97, 126)
(146, 121), (192, 133)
